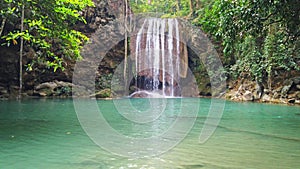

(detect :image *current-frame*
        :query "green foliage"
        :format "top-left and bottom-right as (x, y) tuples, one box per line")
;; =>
(130, 0), (191, 17)
(196, 0), (300, 85)
(54, 86), (72, 96)
(0, 0), (94, 71)
(96, 73), (113, 90)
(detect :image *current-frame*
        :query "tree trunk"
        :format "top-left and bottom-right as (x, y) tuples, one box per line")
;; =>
(124, 0), (129, 92)
(19, 3), (25, 99)
(267, 24), (275, 90)
(195, 0), (201, 9)
(256, 79), (264, 99)
(188, 0), (194, 17)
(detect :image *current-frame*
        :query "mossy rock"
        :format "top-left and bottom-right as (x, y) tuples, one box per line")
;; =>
(94, 89), (112, 98)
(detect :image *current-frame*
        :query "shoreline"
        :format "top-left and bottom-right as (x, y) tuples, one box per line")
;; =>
(1, 92), (299, 107)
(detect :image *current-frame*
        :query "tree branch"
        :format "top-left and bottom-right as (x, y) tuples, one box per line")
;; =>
(0, 18), (6, 37)
(261, 12), (276, 21)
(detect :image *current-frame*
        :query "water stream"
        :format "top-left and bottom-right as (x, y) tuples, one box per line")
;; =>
(133, 18), (182, 97)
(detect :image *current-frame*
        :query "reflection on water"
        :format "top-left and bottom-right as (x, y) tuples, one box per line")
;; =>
(0, 99), (299, 168)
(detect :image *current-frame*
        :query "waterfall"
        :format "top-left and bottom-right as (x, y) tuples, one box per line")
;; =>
(133, 18), (183, 97)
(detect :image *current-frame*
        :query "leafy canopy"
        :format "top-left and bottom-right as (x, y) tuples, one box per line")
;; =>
(130, 0), (191, 17)
(0, 0), (94, 71)
(196, 0), (299, 83)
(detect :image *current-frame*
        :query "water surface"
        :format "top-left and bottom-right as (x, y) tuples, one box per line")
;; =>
(0, 98), (299, 168)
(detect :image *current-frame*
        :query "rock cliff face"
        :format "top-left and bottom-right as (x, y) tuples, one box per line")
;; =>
(0, 46), (19, 98)
(0, 0), (125, 98)
(0, 0), (299, 104)
(225, 73), (300, 104)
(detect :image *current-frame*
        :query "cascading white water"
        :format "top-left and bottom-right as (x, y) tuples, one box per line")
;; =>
(134, 18), (181, 97)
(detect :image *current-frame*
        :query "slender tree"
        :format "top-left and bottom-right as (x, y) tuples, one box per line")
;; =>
(19, 2), (25, 99)
(124, 0), (129, 91)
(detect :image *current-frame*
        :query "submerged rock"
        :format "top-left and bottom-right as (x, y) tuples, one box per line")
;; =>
(93, 89), (112, 98)
(129, 90), (165, 98)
